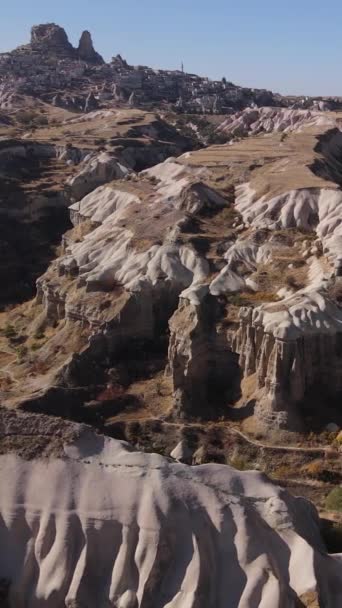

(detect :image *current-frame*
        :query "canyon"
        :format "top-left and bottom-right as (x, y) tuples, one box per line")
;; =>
(0, 22), (341, 608)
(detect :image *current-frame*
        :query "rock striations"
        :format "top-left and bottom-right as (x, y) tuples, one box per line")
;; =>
(0, 417), (341, 607)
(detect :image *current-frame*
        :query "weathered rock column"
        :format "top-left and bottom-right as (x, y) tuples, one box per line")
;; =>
(168, 293), (241, 418)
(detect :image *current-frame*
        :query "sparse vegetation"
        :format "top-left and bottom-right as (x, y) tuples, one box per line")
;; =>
(16, 345), (28, 361)
(285, 273), (305, 291)
(31, 342), (42, 352)
(2, 324), (16, 339)
(229, 454), (250, 471)
(16, 110), (48, 128)
(229, 291), (279, 307)
(329, 281), (342, 304)
(325, 487), (342, 512)
(34, 330), (45, 340)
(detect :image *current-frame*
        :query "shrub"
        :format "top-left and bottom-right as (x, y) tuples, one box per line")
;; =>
(329, 282), (342, 304)
(2, 324), (16, 339)
(273, 464), (294, 479)
(325, 487), (342, 512)
(16, 345), (28, 362)
(285, 274), (304, 290)
(302, 460), (324, 478)
(16, 110), (37, 125)
(34, 115), (49, 127)
(229, 455), (250, 471)
(31, 342), (41, 352)
(34, 330), (45, 340)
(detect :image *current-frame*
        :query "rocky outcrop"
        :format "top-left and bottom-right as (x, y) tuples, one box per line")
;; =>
(168, 294), (241, 418)
(0, 419), (341, 607)
(67, 151), (131, 201)
(84, 91), (99, 113)
(231, 293), (342, 429)
(217, 107), (336, 138)
(30, 23), (75, 57)
(3, 121), (342, 432)
(77, 30), (104, 64)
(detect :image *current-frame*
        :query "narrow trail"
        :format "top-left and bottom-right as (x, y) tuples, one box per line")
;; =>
(110, 415), (340, 457)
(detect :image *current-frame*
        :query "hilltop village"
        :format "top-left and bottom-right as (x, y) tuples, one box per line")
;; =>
(0, 22), (328, 114)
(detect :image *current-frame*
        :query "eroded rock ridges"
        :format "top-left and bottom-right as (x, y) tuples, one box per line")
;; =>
(0, 413), (341, 607)
(1, 110), (342, 433)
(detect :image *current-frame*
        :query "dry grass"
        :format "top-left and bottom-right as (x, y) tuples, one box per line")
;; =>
(182, 124), (341, 204)
(26, 109), (162, 148)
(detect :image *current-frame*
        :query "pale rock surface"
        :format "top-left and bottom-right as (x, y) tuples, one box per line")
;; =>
(0, 430), (341, 607)
(170, 439), (193, 462)
(53, 160), (227, 300)
(210, 238), (273, 296)
(67, 152), (131, 201)
(217, 107), (335, 138)
(231, 292), (342, 428)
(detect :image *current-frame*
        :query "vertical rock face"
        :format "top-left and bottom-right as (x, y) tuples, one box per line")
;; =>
(168, 294), (241, 418)
(231, 294), (342, 429)
(30, 23), (75, 57)
(29, 24), (104, 64)
(78, 30), (104, 64)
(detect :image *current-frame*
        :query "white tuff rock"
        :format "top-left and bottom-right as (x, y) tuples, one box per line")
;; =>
(0, 431), (341, 607)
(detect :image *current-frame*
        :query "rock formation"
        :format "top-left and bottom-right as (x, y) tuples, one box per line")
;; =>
(78, 29), (104, 64)
(1, 24), (342, 607)
(217, 107), (336, 138)
(84, 91), (98, 113)
(168, 294), (241, 418)
(2, 118), (342, 432)
(0, 410), (341, 607)
(231, 294), (342, 429)
(30, 23), (75, 57)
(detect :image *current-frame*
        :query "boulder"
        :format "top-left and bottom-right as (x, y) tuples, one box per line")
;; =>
(170, 439), (193, 462)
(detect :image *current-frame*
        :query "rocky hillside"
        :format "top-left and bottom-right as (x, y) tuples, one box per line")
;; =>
(3, 23), (342, 117)
(1, 108), (341, 431)
(0, 108), (193, 309)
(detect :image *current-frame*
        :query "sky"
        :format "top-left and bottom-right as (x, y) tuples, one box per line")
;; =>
(1, 0), (341, 96)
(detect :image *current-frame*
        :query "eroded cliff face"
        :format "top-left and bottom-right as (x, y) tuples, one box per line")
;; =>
(231, 297), (342, 429)
(0, 409), (341, 608)
(2, 109), (342, 434)
(168, 295), (241, 418)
